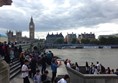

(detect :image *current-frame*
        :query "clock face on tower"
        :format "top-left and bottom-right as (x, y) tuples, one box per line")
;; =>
(30, 25), (33, 28)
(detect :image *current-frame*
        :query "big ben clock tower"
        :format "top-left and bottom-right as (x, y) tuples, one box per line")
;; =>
(29, 17), (35, 39)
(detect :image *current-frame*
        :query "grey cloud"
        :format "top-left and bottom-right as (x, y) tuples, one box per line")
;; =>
(0, 0), (118, 33)
(35, 0), (118, 32)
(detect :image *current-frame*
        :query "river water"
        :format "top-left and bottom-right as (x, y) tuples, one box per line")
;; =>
(47, 48), (118, 69)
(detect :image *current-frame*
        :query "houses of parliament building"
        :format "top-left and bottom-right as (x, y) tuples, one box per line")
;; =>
(7, 17), (35, 43)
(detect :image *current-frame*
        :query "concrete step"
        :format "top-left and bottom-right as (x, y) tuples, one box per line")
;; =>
(10, 62), (21, 71)
(10, 59), (21, 80)
(10, 59), (20, 67)
(10, 65), (21, 75)
(10, 69), (21, 79)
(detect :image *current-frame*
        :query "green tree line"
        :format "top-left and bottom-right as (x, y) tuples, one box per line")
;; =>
(54, 36), (118, 45)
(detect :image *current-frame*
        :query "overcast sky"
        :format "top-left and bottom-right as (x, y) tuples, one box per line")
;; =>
(0, 0), (118, 39)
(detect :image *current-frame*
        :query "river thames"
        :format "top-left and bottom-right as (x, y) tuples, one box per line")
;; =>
(47, 48), (118, 70)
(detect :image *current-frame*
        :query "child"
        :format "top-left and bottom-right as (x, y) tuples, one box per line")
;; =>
(34, 70), (41, 83)
(41, 70), (50, 83)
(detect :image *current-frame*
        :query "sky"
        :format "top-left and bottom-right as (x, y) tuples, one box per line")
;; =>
(0, 0), (118, 39)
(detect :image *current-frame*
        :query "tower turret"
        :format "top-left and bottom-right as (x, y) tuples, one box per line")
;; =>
(29, 17), (35, 39)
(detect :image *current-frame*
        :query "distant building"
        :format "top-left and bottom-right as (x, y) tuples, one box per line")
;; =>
(78, 32), (95, 43)
(29, 17), (35, 39)
(65, 32), (77, 44)
(46, 33), (64, 45)
(79, 32), (95, 39)
(6, 30), (30, 43)
(6, 17), (36, 43)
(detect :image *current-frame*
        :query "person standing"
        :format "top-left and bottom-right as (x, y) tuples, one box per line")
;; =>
(51, 59), (60, 83)
(21, 60), (31, 83)
(20, 52), (25, 67)
(18, 45), (22, 58)
(29, 57), (37, 78)
(9, 47), (14, 63)
(41, 54), (47, 74)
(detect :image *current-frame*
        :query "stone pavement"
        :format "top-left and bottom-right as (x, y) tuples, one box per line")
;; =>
(10, 60), (68, 83)
(10, 66), (52, 83)
(10, 73), (33, 83)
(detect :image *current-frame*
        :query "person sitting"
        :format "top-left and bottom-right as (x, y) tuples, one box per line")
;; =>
(115, 69), (118, 75)
(41, 70), (50, 83)
(75, 62), (79, 72)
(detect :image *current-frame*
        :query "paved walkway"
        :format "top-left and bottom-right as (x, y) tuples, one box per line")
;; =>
(10, 66), (52, 83)
(10, 73), (33, 83)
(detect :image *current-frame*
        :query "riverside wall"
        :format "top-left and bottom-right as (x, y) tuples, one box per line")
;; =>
(56, 59), (69, 82)
(66, 66), (118, 83)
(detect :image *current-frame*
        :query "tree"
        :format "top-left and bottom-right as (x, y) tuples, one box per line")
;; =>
(55, 38), (64, 44)
(71, 38), (77, 44)
(98, 36), (118, 45)
(99, 37), (107, 45)
(81, 38), (90, 44)
(90, 39), (99, 44)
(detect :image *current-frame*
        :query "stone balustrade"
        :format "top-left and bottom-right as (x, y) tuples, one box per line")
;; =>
(66, 66), (118, 83)
(0, 59), (9, 83)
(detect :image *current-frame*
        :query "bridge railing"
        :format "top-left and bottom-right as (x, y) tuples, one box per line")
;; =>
(66, 66), (118, 83)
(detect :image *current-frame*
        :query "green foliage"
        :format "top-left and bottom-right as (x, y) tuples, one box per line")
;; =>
(81, 38), (90, 44)
(90, 39), (99, 44)
(71, 38), (77, 44)
(98, 36), (118, 45)
(55, 38), (64, 44)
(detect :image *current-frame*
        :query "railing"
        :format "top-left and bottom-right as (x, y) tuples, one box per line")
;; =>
(66, 67), (118, 83)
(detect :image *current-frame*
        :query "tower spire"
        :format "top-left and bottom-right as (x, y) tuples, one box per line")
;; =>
(30, 16), (34, 25)
(29, 16), (35, 39)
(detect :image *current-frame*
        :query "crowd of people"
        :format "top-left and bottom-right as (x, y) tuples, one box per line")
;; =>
(0, 42), (70, 83)
(4, 41), (118, 83)
(65, 59), (118, 75)
(20, 46), (70, 83)
(0, 42), (22, 64)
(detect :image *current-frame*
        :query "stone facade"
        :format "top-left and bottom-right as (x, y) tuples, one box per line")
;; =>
(79, 32), (95, 39)
(65, 33), (77, 44)
(78, 32), (95, 43)
(46, 33), (64, 45)
(7, 17), (36, 43)
(29, 17), (35, 39)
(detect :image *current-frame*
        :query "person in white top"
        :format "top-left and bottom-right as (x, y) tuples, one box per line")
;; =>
(58, 74), (70, 83)
(21, 60), (31, 83)
(66, 60), (71, 68)
(96, 61), (101, 73)
(94, 66), (99, 74)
